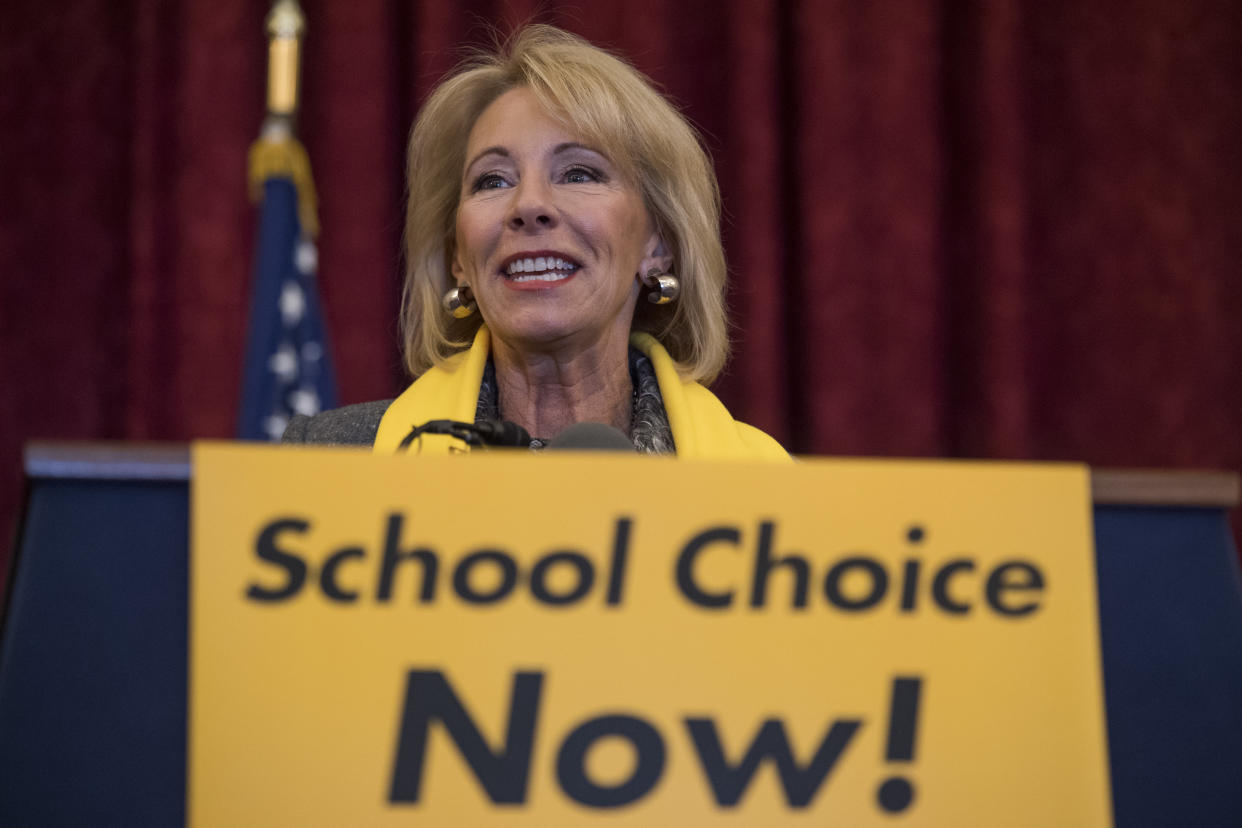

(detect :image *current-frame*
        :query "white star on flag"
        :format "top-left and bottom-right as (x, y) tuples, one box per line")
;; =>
(295, 238), (318, 275)
(279, 281), (306, 326)
(268, 343), (298, 380)
(288, 387), (321, 416)
(263, 413), (289, 441)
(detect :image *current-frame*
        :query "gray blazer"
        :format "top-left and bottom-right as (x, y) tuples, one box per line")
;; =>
(281, 400), (394, 445)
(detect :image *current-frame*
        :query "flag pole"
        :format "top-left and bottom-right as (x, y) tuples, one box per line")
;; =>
(263, 0), (305, 132)
(249, 0), (317, 237)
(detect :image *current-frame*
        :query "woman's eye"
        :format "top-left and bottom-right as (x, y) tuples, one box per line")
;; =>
(473, 173), (509, 192)
(563, 166), (601, 184)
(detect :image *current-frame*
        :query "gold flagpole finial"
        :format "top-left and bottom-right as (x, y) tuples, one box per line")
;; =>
(264, 0), (306, 124)
(251, 0), (318, 235)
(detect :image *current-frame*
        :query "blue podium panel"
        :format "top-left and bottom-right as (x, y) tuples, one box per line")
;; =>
(0, 479), (187, 827)
(1, 453), (1239, 827)
(1095, 506), (1242, 828)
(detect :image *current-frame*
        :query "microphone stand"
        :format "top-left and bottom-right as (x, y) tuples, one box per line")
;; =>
(397, 419), (532, 452)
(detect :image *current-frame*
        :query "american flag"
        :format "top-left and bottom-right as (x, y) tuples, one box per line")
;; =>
(238, 162), (337, 441)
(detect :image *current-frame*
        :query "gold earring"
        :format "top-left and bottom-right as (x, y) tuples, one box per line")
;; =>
(642, 267), (680, 305)
(442, 284), (476, 318)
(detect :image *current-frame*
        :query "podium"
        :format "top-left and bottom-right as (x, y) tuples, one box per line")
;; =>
(1, 443), (1240, 826)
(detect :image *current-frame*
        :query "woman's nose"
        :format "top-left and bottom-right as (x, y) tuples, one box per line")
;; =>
(506, 179), (556, 231)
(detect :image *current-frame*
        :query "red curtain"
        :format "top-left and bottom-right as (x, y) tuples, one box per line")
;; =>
(3, 0), (1241, 583)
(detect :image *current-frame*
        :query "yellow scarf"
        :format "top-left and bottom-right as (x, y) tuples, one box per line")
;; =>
(374, 327), (790, 461)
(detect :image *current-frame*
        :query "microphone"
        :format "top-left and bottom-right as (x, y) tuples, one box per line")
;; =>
(397, 419), (532, 451)
(548, 422), (635, 452)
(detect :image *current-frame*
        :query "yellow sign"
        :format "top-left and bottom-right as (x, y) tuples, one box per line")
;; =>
(190, 443), (1111, 826)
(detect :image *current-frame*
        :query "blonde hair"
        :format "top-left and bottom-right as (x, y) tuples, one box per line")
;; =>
(401, 25), (728, 382)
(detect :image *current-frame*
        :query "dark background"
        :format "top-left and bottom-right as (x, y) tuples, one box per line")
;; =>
(3, 0), (1241, 591)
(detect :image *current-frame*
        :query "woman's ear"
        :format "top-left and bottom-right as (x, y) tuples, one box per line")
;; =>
(638, 231), (674, 279)
(449, 241), (466, 285)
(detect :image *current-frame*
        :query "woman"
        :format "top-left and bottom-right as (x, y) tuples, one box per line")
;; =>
(284, 25), (787, 460)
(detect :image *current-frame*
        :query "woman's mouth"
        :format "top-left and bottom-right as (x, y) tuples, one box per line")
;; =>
(502, 254), (580, 285)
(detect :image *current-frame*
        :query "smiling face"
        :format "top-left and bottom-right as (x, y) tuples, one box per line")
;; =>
(452, 87), (667, 357)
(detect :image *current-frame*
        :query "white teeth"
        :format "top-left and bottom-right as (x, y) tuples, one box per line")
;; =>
(505, 256), (578, 276)
(512, 272), (570, 282)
